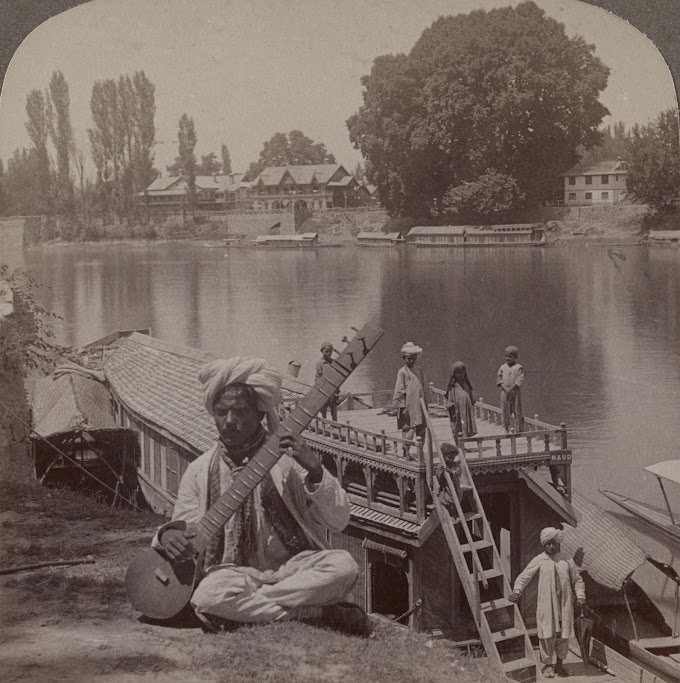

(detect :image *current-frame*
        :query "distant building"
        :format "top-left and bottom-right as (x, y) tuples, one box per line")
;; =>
(138, 173), (251, 213)
(560, 160), (628, 205)
(250, 164), (360, 210)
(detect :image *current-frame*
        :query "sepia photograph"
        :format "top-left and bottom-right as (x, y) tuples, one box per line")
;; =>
(0, 1), (679, 680)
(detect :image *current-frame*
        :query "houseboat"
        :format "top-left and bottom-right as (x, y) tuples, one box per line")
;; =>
(356, 231), (405, 247)
(92, 331), (678, 681)
(646, 230), (680, 246)
(253, 232), (319, 248)
(407, 223), (546, 247)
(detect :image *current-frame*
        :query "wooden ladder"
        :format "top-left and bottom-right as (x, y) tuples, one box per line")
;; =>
(422, 401), (540, 682)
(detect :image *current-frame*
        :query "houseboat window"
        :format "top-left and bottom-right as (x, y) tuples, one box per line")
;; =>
(165, 447), (179, 495)
(601, 175), (609, 184)
(142, 427), (150, 476)
(585, 192), (592, 200)
(370, 553), (409, 625)
(615, 175), (619, 181)
(601, 192), (609, 200)
(568, 176), (575, 185)
(568, 193), (576, 200)
(585, 176), (592, 185)
(153, 439), (162, 485)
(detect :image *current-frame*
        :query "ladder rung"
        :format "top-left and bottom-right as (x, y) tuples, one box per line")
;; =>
(476, 567), (504, 582)
(460, 539), (493, 553)
(481, 597), (514, 612)
(453, 511), (482, 523)
(503, 656), (537, 673)
(491, 627), (525, 643)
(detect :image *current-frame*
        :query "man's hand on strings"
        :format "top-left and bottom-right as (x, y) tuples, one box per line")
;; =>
(161, 522), (199, 562)
(280, 432), (323, 484)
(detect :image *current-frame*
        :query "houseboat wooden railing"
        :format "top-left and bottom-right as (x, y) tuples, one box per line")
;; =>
(301, 414), (428, 524)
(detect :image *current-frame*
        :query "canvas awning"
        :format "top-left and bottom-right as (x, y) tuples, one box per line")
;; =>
(561, 490), (648, 590)
(644, 460), (680, 486)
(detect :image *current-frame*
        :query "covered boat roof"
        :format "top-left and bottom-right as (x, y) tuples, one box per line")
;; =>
(561, 489), (647, 590)
(644, 460), (680, 485)
(254, 233), (318, 242)
(31, 367), (118, 438)
(357, 232), (401, 240)
(103, 333), (307, 455)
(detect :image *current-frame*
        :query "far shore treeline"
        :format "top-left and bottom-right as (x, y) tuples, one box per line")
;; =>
(0, 1), (677, 240)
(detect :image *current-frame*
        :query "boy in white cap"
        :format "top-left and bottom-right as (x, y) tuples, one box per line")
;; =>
(497, 345), (525, 433)
(509, 527), (586, 678)
(392, 342), (426, 445)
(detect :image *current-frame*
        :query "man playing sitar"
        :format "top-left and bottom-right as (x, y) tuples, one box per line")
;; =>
(152, 356), (372, 636)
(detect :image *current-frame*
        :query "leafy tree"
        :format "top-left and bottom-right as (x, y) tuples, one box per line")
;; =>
(221, 144), (232, 175)
(347, 1), (610, 216)
(353, 161), (365, 183)
(626, 109), (680, 210)
(197, 152), (221, 175)
(48, 71), (75, 216)
(443, 170), (524, 222)
(25, 88), (53, 214)
(177, 113), (197, 209)
(246, 130), (335, 180)
(0, 159), (9, 216)
(577, 121), (629, 166)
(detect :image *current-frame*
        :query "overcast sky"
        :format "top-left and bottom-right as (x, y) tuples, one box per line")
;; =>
(0, 0), (676, 177)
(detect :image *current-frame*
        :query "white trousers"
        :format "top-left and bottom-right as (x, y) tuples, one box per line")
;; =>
(539, 636), (569, 665)
(191, 549), (358, 623)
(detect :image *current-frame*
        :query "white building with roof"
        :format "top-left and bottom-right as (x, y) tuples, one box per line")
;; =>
(250, 164), (360, 210)
(560, 159), (628, 205)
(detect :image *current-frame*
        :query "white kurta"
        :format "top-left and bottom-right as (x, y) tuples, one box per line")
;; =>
(512, 551), (585, 640)
(151, 446), (357, 623)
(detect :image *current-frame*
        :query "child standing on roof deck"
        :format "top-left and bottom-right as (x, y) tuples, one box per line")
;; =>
(497, 345), (525, 433)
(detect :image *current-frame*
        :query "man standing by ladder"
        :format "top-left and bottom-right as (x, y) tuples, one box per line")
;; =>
(509, 527), (586, 678)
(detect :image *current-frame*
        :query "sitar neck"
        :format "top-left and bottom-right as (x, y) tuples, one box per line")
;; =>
(192, 322), (382, 549)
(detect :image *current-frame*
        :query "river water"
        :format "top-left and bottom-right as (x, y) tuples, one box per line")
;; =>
(2, 222), (680, 621)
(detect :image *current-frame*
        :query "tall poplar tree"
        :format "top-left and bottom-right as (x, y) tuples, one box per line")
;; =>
(177, 113), (197, 211)
(25, 89), (52, 214)
(48, 71), (75, 216)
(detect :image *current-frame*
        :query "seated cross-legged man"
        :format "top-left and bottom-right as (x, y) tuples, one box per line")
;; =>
(153, 356), (372, 637)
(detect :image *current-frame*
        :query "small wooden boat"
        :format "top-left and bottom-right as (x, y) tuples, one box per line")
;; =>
(629, 636), (680, 680)
(600, 460), (680, 545)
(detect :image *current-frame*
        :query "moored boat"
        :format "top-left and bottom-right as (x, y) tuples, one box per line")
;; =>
(629, 636), (680, 680)
(600, 460), (680, 545)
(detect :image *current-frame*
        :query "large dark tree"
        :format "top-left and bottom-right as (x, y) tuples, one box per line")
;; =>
(347, 1), (610, 217)
(196, 152), (221, 176)
(626, 109), (680, 211)
(246, 130), (335, 181)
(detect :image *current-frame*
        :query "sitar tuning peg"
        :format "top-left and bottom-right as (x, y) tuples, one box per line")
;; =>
(341, 336), (349, 344)
(350, 326), (359, 332)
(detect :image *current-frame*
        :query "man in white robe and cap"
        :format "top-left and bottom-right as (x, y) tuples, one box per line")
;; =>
(509, 527), (586, 678)
(393, 342), (427, 445)
(153, 356), (371, 636)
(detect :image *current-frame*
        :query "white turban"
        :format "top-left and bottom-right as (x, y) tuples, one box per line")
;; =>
(401, 341), (423, 355)
(540, 527), (564, 546)
(198, 357), (283, 415)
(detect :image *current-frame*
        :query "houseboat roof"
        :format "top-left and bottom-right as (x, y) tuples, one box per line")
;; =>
(408, 226), (470, 236)
(31, 367), (119, 438)
(103, 333), (307, 455)
(485, 223), (543, 232)
(357, 232), (401, 240)
(648, 230), (680, 241)
(561, 159), (627, 177)
(254, 233), (318, 242)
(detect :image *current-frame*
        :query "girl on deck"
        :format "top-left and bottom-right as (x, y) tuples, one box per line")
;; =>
(445, 361), (477, 439)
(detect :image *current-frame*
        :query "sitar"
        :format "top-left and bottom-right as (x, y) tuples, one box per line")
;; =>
(125, 321), (384, 620)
